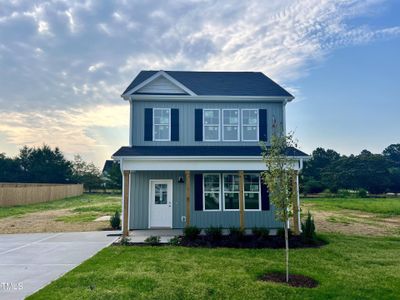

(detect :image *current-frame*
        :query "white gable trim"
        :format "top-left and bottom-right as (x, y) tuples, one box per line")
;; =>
(122, 71), (196, 97)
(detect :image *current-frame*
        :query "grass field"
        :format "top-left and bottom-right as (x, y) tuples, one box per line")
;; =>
(28, 234), (400, 300)
(0, 194), (121, 220)
(303, 197), (400, 216)
(0, 194), (121, 233)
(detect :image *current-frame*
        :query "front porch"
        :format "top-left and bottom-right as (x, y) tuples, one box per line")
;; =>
(120, 169), (302, 237)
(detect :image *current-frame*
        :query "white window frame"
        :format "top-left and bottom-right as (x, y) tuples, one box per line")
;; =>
(222, 109), (240, 142)
(241, 109), (259, 142)
(243, 173), (261, 211)
(203, 109), (220, 142)
(222, 173), (240, 211)
(203, 173), (221, 211)
(153, 108), (171, 141)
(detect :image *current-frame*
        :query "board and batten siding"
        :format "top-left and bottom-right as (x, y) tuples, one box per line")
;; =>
(129, 171), (282, 229)
(136, 76), (186, 94)
(131, 100), (283, 146)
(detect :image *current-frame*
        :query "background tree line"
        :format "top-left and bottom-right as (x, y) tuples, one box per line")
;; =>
(301, 144), (400, 194)
(0, 145), (121, 191)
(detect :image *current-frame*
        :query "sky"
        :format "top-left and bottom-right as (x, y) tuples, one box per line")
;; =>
(0, 0), (399, 168)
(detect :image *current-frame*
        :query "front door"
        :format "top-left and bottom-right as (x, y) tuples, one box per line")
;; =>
(149, 180), (173, 228)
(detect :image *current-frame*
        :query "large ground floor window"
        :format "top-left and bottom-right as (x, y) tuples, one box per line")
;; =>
(203, 173), (261, 211)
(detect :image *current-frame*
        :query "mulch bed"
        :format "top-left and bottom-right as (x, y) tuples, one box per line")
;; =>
(178, 235), (326, 249)
(259, 272), (318, 288)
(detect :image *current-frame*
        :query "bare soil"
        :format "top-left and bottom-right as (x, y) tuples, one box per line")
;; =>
(259, 272), (318, 288)
(303, 203), (400, 237)
(0, 209), (111, 234)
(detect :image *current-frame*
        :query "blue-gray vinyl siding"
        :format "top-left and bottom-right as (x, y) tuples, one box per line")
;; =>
(131, 100), (283, 146)
(129, 171), (282, 229)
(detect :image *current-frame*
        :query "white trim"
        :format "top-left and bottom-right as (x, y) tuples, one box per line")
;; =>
(128, 171), (131, 229)
(203, 173), (221, 211)
(241, 109), (259, 141)
(222, 109), (240, 142)
(148, 179), (173, 228)
(203, 109), (220, 142)
(222, 173), (240, 211)
(129, 100), (133, 146)
(122, 71), (196, 96)
(125, 94), (294, 102)
(243, 173), (261, 211)
(152, 108), (171, 141)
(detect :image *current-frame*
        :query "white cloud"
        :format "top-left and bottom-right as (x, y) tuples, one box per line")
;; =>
(0, 104), (129, 164)
(88, 62), (105, 72)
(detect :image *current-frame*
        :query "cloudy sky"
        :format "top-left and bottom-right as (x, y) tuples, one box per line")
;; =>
(1, 0), (399, 167)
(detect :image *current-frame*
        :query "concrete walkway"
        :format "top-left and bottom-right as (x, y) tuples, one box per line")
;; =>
(0, 231), (117, 300)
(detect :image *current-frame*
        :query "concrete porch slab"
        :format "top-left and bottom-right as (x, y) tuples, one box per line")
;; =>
(126, 229), (183, 243)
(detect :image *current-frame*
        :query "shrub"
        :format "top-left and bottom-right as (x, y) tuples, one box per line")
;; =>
(301, 211), (317, 243)
(183, 226), (201, 240)
(120, 236), (130, 246)
(169, 236), (181, 246)
(277, 228), (292, 238)
(229, 227), (245, 240)
(252, 227), (269, 239)
(205, 226), (223, 241)
(337, 189), (350, 198)
(110, 211), (121, 229)
(358, 188), (368, 198)
(144, 235), (160, 245)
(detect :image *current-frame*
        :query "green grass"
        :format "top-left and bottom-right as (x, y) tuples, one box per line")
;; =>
(28, 234), (400, 299)
(0, 194), (121, 219)
(303, 197), (400, 216)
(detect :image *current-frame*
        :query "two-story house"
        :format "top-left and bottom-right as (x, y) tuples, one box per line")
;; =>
(112, 70), (308, 236)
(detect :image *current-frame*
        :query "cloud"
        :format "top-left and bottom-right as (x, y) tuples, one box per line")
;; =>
(0, 0), (399, 165)
(88, 62), (105, 72)
(0, 104), (129, 162)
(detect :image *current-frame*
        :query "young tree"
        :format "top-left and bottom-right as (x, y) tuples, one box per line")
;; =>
(261, 132), (298, 283)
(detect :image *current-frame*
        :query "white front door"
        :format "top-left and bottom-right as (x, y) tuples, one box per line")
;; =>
(149, 180), (173, 228)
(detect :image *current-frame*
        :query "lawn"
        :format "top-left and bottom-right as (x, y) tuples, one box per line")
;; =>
(28, 234), (400, 299)
(0, 194), (120, 220)
(303, 197), (400, 216)
(0, 194), (121, 233)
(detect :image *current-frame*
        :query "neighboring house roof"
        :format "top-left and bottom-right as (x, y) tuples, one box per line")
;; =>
(113, 146), (308, 157)
(122, 70), (293, 97)
(102, 160), (118, 174)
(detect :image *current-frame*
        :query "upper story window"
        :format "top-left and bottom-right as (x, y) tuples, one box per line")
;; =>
(153, 108), (171, 141)
(203, 109), (220, 141)
(222, 109), (239, 141)
(242, 109), (258, 141)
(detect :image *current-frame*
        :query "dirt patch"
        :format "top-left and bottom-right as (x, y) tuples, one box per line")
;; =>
(303, 203), (400, 237)
(0, 209), (111, 234)
(259, 272), (318, 288)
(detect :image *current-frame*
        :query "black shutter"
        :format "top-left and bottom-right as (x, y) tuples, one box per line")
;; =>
(261, 181), (270, 211)
(171, 109), (179, 141)
(144, 108), (153, 141)
(259, 109), (267, 142)
(194, 109), (203, 141)
(194, 174), (203, 211)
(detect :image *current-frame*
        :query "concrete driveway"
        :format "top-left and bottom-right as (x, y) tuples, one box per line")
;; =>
(0, 231), (117, 300)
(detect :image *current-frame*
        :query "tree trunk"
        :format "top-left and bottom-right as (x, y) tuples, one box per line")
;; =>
(284, 221), (289, 282)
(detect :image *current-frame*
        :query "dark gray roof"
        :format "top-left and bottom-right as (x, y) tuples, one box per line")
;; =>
(113, 146), (308, 157)
(102, 160), (119, 174)
(122, 71), (293, 97)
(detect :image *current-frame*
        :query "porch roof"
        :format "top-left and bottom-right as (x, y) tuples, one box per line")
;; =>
(112, 146), (308, 158)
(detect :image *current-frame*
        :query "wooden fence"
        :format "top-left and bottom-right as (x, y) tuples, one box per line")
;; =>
(0, 183), (84, 207)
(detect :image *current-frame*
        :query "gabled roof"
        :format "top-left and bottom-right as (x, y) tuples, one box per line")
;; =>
(113, 146), (308, 157)
(122, 70), (293, 98)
